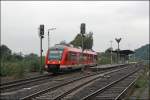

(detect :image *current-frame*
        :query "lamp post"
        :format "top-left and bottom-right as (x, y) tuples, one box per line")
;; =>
(48, 28), (56, 49)
(115, 38), (121, 64)
(110, 40), (113, 64)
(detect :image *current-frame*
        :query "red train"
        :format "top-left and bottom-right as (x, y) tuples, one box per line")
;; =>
(45, 45), (98, 73)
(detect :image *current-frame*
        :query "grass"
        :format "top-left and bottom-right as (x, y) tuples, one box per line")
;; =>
(0, 61), (25, 78)
(0, 59), (44, 79)
(126, 64), (149, 100)
(135, 73), (148, 88)
(131, 64), (149, 99)
(137, 64), (149, 99)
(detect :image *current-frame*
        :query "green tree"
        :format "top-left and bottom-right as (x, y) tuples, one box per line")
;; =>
(0, 45), (12, 61)
(24, 53), (38, 60)
(70, 34), (82, 48)
(24, 53), (40, 72)
(84, 32), (93, 49)
(11, 53), (24, 61)
(70, 32), (93, 50)
(134, 44), (149, 60)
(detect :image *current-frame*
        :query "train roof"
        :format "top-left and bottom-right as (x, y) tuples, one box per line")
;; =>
(50, 45), (65, 50)
(50, 45), (97, 55)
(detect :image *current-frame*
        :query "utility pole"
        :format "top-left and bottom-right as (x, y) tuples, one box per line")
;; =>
(115, 38), (121, 64)
(39, 24), (44, 73)
(110, 40), (113, 64)
(48, 28), (56, 49)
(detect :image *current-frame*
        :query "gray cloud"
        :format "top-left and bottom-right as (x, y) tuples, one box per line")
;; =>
(1, 1), (149, 55)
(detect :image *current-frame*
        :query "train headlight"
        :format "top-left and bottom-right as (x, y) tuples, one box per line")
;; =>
(45, 65), (48, 69)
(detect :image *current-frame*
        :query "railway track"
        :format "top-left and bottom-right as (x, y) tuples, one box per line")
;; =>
(0, 70), (86, 93)
(20, 64), (135, 100)
(0, 64), (127, 92)
(27, 64), (142, 100)
(80, 67), (141, 100)
(1, 71), (94, 99)
(62, 64), (142, 100)
(0, 64), (131, 100)
(0, 74), (51, 92)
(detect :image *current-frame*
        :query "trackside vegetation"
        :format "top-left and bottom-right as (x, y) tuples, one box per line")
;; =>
(135, 64), (149, 89)
(1, 43), (149, 78)
(0, 45), (45, 78)
(127, 64), (149, 99)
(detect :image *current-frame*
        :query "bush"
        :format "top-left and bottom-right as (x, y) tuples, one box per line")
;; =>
(0, 62), (11, 76)
(0, 61), (26, 78)
(0, 45), (46, 77)
(135, 67), (149, 89)
(0, 51), (45, 78)
(26, 60), (40, 72)
(12, 62), (26, 78)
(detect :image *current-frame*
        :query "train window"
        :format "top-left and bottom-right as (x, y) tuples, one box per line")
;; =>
(91, 55), (93, 61)
(83, 54), (87, 61)
(79, 53), (83, 62)
(67, 52), (77, 61)
(92, 55), (94, 61)
(71, 52), (76, 61)
(48, 49), (63, 60)
(89, 55), (91, 60)
(67, 52), (71, 61)
(94, 55), (96, 62)
(65, 53), (68, 61)
(77, 53), (80, 63)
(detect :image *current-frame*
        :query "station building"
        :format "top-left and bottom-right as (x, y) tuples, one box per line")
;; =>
(112, 50), (134, 64)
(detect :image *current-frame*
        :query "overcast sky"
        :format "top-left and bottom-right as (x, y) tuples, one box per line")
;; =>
(1, 1), (149, 55)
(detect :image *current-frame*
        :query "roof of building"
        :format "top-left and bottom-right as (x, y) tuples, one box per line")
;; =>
(112, 50), (134, 55)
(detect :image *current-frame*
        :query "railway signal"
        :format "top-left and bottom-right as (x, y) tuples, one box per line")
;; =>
(80, 23), (86, 71)
(80, 23), (86, 51)
(40, 25), (44, 36)
(39, 24), (45, 73)
(80, 23), (86, 34)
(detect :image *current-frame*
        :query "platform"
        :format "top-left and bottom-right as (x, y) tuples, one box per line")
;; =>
(89, 64), (127, 71)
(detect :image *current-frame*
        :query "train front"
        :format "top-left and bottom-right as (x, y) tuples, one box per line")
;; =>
(45, 46), (64, 73)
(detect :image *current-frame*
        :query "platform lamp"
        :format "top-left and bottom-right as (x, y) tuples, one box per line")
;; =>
(110, 40), (113, 64)
(115, 38), (121, 64)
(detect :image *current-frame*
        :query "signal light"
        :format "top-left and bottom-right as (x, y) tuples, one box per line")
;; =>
(40, 24), (44, 36)
(80, 23), (86, 34)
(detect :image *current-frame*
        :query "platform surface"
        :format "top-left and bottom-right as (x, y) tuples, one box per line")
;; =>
(90, 64), (126, 69)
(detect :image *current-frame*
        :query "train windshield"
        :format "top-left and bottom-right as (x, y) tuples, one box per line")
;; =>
(48, 49), (63, 60)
